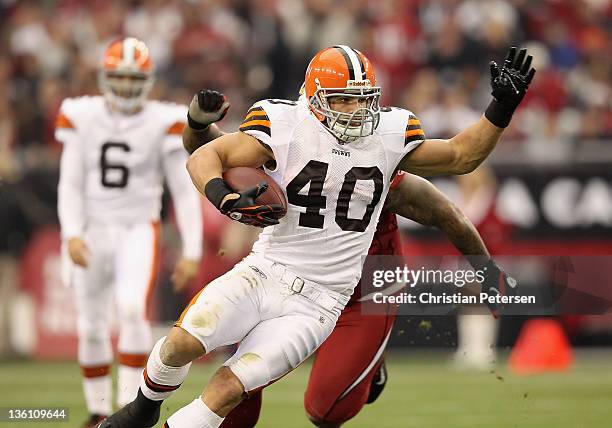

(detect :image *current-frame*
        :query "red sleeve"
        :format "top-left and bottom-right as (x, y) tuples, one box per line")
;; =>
(390, 170), (406, 190)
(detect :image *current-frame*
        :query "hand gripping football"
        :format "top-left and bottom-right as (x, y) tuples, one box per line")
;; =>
(222, 167), (288, 218)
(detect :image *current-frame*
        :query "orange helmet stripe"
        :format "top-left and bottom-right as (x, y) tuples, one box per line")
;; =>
(102, 38), (153, 73)
(334, 45), (369, 82)
(333, 46), (356, 80)
(349, 47), (369, 81)
(123, 37), (136, 64)
(354, 50), (367, 80)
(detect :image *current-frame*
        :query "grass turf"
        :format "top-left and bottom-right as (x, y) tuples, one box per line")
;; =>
(1, 350), (612, 427)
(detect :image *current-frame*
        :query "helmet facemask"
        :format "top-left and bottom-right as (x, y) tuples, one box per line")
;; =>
(98, 69), (154, 114)
(309, 79), (381, 143)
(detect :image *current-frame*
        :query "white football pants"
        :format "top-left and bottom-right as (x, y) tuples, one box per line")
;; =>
(67, 221), (159, 377)
(177, 253), (350, 392)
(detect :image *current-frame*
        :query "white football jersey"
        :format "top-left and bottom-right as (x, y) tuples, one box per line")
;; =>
(240, 99), (425, 294)
(55, 96), (187, 226)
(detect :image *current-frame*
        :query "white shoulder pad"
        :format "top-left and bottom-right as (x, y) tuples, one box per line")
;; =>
(238, 99), (302, 146)
(55, 96), (101, 143)
(150, 100), (188, 128)
(152, 101), (189, 154)
(377, 106), (426, 156)
(57, 96), (101, 127)
(375, 106), (427, 174)
(238, 99), (304, 173)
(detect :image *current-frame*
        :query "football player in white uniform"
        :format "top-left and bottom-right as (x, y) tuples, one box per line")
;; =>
(182, 90), (516, 428)
(100, 45), (534, 428)
(56, 37), (203, 428)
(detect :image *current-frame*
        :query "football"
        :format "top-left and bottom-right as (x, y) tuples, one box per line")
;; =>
(223, 167), (288, 217)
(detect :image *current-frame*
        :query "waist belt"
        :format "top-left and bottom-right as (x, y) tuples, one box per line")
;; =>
(270, 262), (350, 312)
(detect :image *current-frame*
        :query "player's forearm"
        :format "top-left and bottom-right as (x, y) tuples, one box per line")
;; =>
(57, 143), (85, 239)
(186, 144), (224, 196)
(387, 175), (490, 268)
(183, 123), (225, 155)
(434, 203), (491, 269)
(410, 186), (492, 267)
(58, 186), (85, 239)
(175, 193), (203, 260)
(448, 117), (504, 174)
(187, 132), (273, 208)
(163, 150), (203, 260)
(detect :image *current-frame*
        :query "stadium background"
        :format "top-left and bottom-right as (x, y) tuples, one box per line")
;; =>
(0, 0), (611, 426)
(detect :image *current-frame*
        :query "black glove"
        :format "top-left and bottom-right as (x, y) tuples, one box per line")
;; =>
(481, 259), (517, 317)
(485, 47), (536, 128)
(187, 89), (230, 130)
(205, 178), (284, 228)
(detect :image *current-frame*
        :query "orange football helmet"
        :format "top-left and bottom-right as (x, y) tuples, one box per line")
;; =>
(98, 37), (154, 113)
(304, 45), (381, 142)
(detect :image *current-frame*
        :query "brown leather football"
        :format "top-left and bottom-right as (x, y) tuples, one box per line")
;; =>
(222, 167), (287, 216)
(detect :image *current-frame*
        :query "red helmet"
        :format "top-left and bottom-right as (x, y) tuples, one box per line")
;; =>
(304, 45), (381, 142)
(98, 37), (154, 112)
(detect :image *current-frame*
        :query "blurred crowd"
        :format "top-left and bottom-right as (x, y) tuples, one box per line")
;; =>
(0, 0), (610, 255)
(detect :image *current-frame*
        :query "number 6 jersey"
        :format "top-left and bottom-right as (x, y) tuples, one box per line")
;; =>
(240, 98), (425, 294)
(55, 95), (202, 260)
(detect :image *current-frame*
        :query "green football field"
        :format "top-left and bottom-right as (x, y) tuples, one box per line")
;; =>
(2, 350), (612, 428)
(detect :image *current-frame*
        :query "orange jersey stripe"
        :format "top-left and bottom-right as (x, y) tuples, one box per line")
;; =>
(56, 112), (74, 129)
(407, 118), (421, 126)
(404, 129), (425, 138)
(240, 119), (271, 128)
(144, 222), (161, 321)
(118, 353), (148, 368)
(244, 110), (269, 121)
(81, 364), (111, 378)
(167, 121), (185, 135)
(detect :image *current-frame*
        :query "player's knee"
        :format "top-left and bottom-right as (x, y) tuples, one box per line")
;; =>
(306, 412), (343, 428)
(304, 399), (333, 427)
(116, 297), (146, 323)
(119, 304), (149, 331)
(160, 327), (206, 366)
(203, 366), (245, 416)
(118, 320), (152, 354)
(305, 391), (362, 427)
(304, 386), (336, 424)
(77, 317), (109, 343)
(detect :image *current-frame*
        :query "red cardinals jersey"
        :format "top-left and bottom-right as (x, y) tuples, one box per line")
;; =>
(349, 173), (405, 304)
